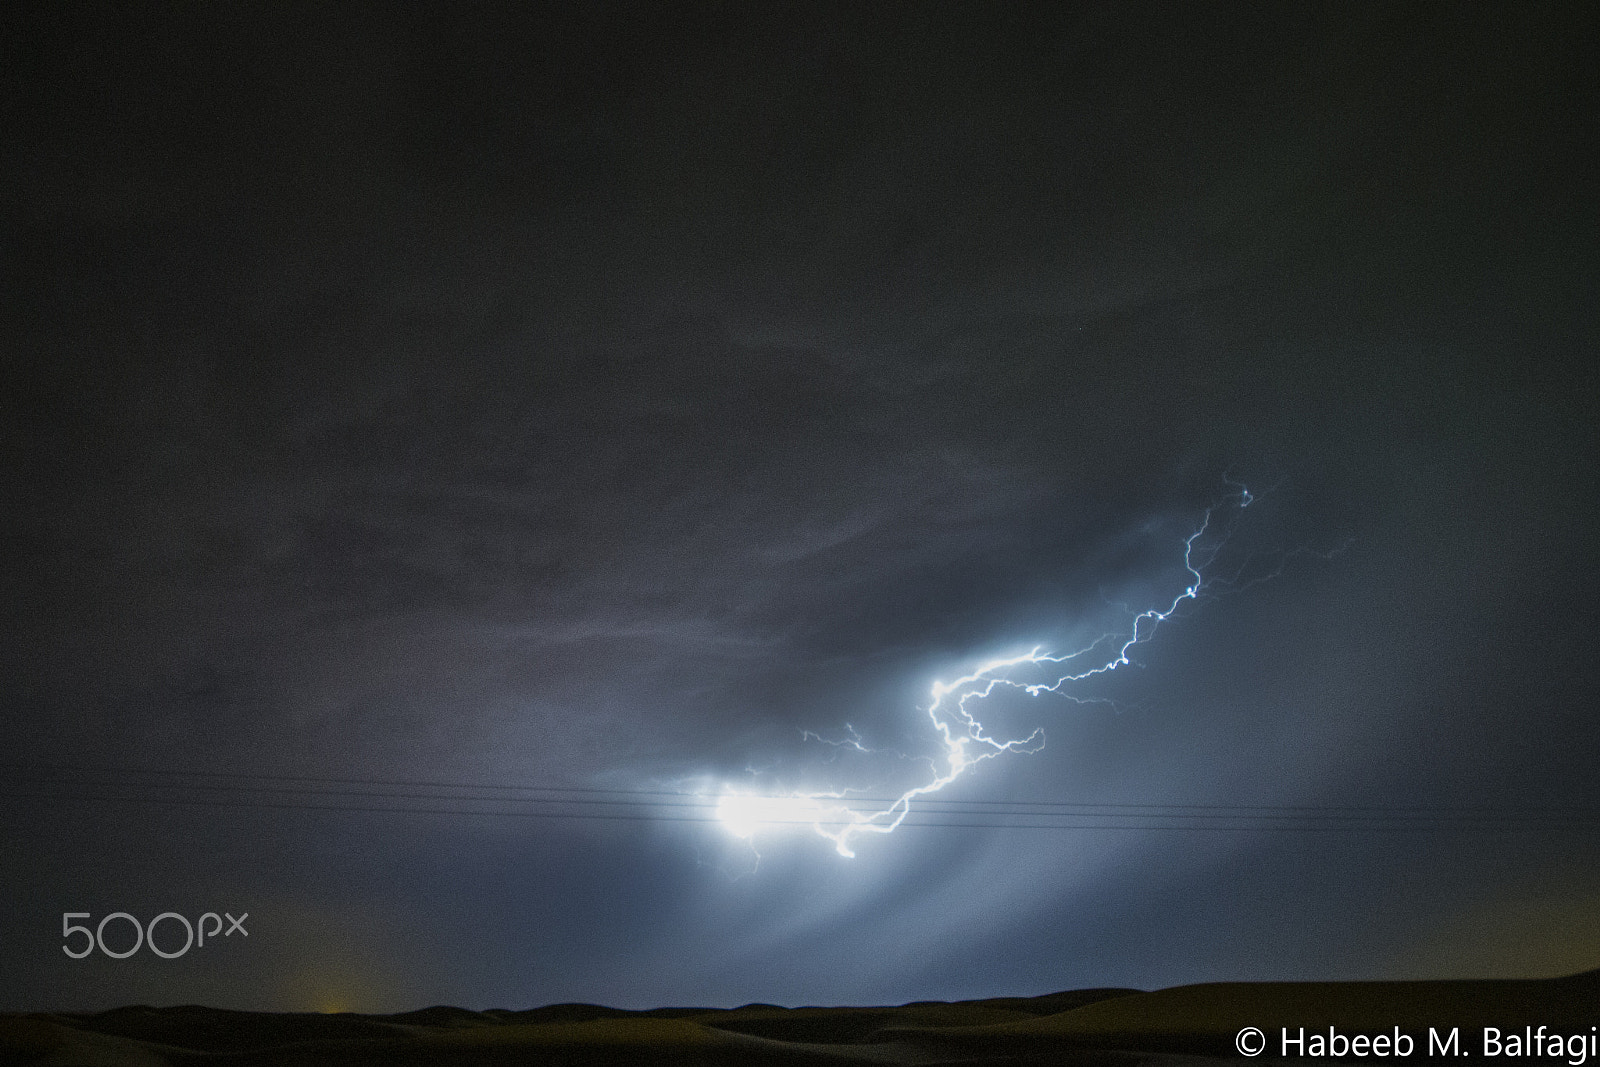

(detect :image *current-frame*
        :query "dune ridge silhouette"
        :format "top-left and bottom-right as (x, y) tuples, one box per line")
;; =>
(2, 970), (1594, 1065)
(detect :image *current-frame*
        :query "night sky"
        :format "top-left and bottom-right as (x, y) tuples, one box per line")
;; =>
(3, 3), (1597, 1013)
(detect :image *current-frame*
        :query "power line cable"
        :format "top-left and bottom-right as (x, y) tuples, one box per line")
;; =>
(3, 787), (1597, 833)
(4, 762), (1595, 819)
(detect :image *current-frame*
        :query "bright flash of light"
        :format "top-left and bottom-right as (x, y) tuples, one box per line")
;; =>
(715, 483), (1266, 858)
(715, 792), (832, 838)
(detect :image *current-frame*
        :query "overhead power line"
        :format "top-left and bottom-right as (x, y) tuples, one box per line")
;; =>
(1, 762), (1596, 833)
(1, 787), (1596, 832)
(5, 760), (1596, 813)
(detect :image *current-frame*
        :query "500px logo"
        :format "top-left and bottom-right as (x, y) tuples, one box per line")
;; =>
(62, 911), (248, 959)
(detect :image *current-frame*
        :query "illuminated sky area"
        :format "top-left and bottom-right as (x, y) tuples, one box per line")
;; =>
(2, 4), (1596, 1013)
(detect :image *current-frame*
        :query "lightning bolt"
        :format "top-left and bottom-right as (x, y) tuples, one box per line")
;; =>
(714, 482), (1288, 858)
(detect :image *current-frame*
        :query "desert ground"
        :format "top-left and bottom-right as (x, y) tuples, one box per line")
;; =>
(2, 969), (1595, 1066)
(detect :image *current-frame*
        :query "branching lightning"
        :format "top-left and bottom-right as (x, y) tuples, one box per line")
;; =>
(712, 483), (1309, 859)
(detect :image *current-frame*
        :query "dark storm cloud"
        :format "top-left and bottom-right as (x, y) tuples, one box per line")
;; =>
(1, 2), (1595, 1012)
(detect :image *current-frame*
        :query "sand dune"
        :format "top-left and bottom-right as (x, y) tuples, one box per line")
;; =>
(2, 971), (1593, 1066)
